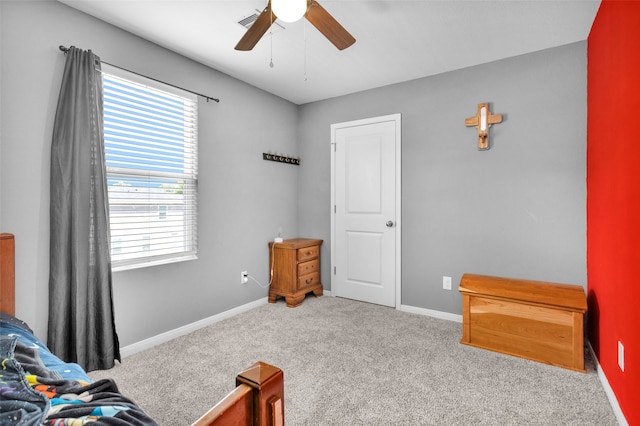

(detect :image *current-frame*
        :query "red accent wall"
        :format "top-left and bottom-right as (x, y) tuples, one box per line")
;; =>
(587, 1), (640, 424)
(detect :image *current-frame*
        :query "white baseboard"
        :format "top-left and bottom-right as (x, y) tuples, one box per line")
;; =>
(399, 304), (463, 323)
(120, 297), (269, 358)
(326, 291), (460, 323)
(324, 292), (461, 322)
(587, 341), (628, 425)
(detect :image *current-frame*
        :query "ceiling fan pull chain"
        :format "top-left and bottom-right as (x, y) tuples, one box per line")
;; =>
(269, 34), (274, 68)
(303, 19), (308, 81)
(269, 7), (274, 68)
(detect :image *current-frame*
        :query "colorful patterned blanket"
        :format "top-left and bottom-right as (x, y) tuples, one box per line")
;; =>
(1, 314), (155, 425)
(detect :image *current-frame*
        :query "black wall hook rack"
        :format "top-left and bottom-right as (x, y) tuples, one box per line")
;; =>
(263, 153), (300, 165)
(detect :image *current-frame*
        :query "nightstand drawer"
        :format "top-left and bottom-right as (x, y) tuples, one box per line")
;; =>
(297, 245), (319, 262)
(298, 272), (320, 288)
(298, 259), (319, 276)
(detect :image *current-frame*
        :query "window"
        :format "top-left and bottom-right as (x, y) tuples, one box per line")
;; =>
(102, 65), (198, 271)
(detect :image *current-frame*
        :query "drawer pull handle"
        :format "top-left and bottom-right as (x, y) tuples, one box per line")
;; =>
(306, 278), (313, 284)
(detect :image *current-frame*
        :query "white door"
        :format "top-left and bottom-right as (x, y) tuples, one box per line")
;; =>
(331, 114), (401, 308)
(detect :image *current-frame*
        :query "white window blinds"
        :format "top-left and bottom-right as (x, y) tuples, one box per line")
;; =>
(102, 66), (198, 270)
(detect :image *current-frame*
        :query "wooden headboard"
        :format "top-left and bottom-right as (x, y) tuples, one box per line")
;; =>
(1, 233), (15, 315)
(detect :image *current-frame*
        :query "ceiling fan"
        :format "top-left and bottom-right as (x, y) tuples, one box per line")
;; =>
(235, 0), (356, 51)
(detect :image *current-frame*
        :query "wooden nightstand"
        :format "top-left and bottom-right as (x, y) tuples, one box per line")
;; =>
(268, 238), (323, 307)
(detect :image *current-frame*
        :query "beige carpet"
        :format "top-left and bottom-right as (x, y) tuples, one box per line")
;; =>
(89, 296), (617, 425)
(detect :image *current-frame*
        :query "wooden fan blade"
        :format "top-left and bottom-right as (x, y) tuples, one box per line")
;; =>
(235, 4), (277, 51)
(305, 0), (355, 50)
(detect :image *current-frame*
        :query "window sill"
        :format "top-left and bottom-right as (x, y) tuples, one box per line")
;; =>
(112, 254), (198, 272)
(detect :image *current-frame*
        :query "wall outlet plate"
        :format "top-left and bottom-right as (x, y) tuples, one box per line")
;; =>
(274, 237), (283, 243)
(618, 341), (625, 372)
(241, 271), (248, 284)
(443, 276), (452, 290)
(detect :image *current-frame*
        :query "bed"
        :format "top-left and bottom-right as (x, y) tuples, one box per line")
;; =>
(1, 233), (284, 425)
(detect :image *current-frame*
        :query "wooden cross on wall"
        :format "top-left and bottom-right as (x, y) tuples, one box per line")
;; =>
(465, 103), (503, 150)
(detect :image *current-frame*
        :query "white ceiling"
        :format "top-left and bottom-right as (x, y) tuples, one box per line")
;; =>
(57, 0), (601, 105)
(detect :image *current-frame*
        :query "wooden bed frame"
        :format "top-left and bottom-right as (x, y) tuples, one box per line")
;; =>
(192, 362), (284, 426)
(0, 233), (284, 426)
(0, 233), (15, 316)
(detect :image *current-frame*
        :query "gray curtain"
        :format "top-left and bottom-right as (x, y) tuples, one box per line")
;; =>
(48, 46), (120, 372)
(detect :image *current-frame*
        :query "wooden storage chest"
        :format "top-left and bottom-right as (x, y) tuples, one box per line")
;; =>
(459, 273), (587, 372)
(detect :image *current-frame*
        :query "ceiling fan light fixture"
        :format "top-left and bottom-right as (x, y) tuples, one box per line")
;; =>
(271, 0), (307, 23)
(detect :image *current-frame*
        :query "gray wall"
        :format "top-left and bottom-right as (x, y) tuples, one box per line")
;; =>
(298, 42), (587, 313)
(1, 0), (299, 346)
(1, 0), (586, 347)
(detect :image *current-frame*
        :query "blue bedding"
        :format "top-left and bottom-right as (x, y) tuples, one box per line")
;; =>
(1, 314), (90, 383)
(0, 313), (156, 425)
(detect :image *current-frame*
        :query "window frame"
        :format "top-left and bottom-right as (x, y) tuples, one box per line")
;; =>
(101, 64), (198, 272)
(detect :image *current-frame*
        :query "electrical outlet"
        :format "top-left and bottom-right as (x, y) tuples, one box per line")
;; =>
(443, 276), (452, 290)
(241, 271), (248, 284)
(618, 341), (625, 372)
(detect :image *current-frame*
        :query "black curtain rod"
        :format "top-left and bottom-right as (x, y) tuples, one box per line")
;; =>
(59, 45), (220, 103)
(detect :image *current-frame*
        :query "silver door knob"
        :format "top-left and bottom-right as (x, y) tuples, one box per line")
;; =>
(386, 221), (394, 227)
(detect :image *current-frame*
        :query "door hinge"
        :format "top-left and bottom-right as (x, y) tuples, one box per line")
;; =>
(334, 205), (336, 213)
(334, 266), (336, 275)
